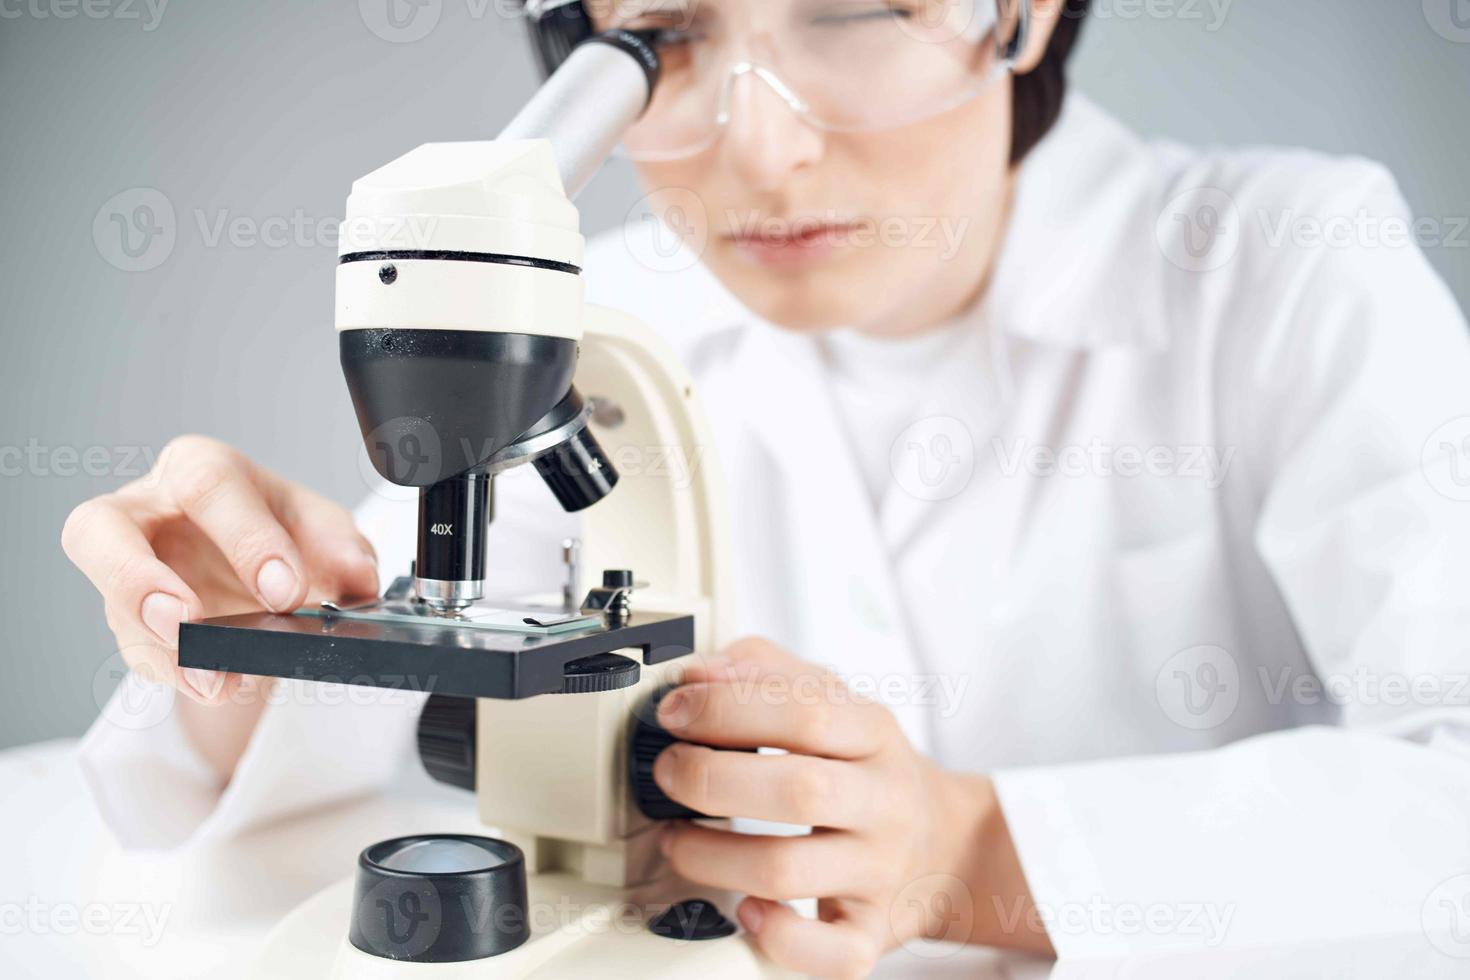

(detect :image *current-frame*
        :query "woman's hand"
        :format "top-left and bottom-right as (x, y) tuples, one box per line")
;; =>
(653, 637), (1052, 978)
(61, 435), (379, 775)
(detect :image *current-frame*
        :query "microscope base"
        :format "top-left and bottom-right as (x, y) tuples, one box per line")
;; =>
(253, 870), (790, 980)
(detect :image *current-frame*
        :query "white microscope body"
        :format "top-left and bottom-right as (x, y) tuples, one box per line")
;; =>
(226, 31), (790, 980)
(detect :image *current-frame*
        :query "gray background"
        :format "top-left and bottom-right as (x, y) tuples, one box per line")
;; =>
(1, 1), (1466, 748)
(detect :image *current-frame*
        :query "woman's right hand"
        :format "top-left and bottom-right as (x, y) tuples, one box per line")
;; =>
(62, 435), (380, 767)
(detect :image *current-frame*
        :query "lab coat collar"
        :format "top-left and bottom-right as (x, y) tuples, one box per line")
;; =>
(979, 95), (1173, 355)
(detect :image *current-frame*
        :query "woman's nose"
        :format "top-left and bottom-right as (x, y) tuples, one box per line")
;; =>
(717, 67), (824, 192)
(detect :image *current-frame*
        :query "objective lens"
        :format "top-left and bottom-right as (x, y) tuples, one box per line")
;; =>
(533, 424), (619, 512)
(415, 472), (492, 612)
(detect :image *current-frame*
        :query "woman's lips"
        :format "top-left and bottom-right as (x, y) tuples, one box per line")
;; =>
(724, 220), (862, 270)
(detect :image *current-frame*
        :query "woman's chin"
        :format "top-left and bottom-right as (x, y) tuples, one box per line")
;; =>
(709, 250), (910, 334)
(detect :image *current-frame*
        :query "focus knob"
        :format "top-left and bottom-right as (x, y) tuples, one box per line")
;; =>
(628, 685), (709, 820)
(417, 694), (475, 791)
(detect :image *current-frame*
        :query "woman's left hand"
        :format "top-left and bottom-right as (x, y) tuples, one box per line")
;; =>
(652, 637), (1052, 978)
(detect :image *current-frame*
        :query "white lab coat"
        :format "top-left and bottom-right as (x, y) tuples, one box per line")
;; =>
(80, 96), (1470, 963)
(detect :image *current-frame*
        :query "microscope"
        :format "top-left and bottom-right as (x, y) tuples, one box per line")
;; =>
(178, 31), (789, 979)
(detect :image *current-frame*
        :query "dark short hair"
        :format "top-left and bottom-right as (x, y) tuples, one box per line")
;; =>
(1010, 0), (1092, 164)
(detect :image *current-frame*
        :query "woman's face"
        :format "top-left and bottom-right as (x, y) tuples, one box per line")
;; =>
(590, 0), (1058, 336)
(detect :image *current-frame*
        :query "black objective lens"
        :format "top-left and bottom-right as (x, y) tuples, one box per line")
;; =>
(534, 425), (618, 512)
(416, 472), (492, 609)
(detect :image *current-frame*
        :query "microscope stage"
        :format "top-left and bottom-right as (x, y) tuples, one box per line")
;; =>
(178, 598), (696, 700)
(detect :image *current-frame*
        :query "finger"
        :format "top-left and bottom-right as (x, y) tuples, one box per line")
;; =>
(657, 677), (895, 760)
(63, 496), (241, 705)
(63, 494), (204, 649)
(677, 635), (796, 685)
(155, 436), (309, 612)
(661, 824), (878, 902)
(653, 743), (877, 828)
(738, 898), (883, 980)
(274, 481), (379, 600)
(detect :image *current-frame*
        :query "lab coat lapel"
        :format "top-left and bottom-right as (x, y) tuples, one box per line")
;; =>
(724, 321), (933, 751)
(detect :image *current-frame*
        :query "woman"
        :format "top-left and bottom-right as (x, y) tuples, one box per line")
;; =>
(65, 1), (1470, 976)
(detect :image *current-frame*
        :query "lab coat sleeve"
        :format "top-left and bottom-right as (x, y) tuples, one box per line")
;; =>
(992, 166), (1470, 961)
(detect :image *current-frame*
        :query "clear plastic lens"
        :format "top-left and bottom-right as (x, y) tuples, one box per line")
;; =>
(377, 838), (506, 874)
(606, 0), (1015, 160)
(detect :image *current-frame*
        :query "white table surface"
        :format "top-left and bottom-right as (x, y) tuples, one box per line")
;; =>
(0, 739), (1043, 980)
(7, 739), (1458, 979)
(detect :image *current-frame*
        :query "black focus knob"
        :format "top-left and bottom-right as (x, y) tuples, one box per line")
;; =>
(417, 694), (475, 791)
(562, 652), (641, 694)
(629, 685), (710, 820)
(349, 834), (529, 962)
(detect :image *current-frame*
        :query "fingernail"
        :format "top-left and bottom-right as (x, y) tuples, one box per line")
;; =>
(737, 900), (764, 935)
(653, 747), (675, 789)
(256, 559), (300, 612)
(141, 592), (188, 647)
(184, 668), (225, 701)
(658, 690), (692, 729)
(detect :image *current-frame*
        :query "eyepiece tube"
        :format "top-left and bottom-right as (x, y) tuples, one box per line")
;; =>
(498, 31), (660, 198)
(415, 472), (493, 613)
